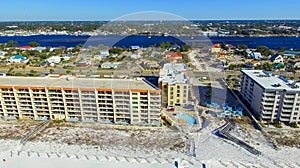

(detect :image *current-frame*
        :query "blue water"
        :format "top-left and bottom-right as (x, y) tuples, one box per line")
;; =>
(0, 35), (299, 49)
(175, 114), (197, 125)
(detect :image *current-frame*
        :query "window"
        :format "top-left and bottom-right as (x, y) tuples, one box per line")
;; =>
(184, 86), (187, 89)
(170, 96), (173, 99)
(132, 92), (138, 95)
(132, 97), (138, 100)
(170, 101), (173, 105)
(170, 87), (174, 91)
(177, 86), (180, 89)
(176, 99), (180, 103)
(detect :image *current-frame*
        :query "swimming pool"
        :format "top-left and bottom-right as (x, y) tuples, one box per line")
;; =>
(175, 114), (197, 125)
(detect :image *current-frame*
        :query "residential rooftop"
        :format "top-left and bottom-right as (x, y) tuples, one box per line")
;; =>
(159, 63), (188, 85)
(242, 70), (300, 91)
(0, 76), (158, 91)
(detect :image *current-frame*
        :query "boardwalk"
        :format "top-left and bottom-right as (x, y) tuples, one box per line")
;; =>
(20, 121), (50, 145)
(217, 120), (261, 156)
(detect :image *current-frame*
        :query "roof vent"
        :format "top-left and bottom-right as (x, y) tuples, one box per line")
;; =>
(272, 83), (281, 87)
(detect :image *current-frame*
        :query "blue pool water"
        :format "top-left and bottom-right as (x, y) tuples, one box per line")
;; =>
(175, 114), (197, 125)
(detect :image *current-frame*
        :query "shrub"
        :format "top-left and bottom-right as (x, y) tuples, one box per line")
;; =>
(290, 122), (299, 128)
(274, 121), (282, 128)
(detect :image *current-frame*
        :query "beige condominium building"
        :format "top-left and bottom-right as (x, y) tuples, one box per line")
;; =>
(241, 70), (300, 124)
(158, 63), (189, 108)
(0, 76), (161, 126)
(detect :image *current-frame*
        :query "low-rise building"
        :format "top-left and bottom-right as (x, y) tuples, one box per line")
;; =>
(19, 46), (34, 51)
(164, 52), (182, 62)
(245, 60), (261, 69)
(248, 52), (262, 60)
(100, 62), (121, 69)
(7, 55), (29, 63)
(100, 50), (110, 58)
(0, 51), (6, 58)
(211, 44), (222, 53)
(47, 56), (61, 64)
(270, 53), (284, 63)
(290, 62), (300, 69)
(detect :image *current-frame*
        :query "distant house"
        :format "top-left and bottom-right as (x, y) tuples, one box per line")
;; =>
(76, 62), (90, 67)
(211, 44), (222, 53)
(245, 60), (261, 69)
(248, 52), (262, 60)
(167, 44), (181, 51)
(7, 55), (29, 63)
(202, 31), (218, 36)
(100, 62), (121, 69)
(34, 46), (46, 51)
(270, 53), (284, 63)
(35, 62), (47, 67)
(290, 62), (300, 69)
(130, 53), (141, 59)
(143, 60), (160, 69)
(47, 56), (61, 64)
(19, 46), (33, 51)
(0, 51), (6, 58)
(165, 52), (182, 62)
(100, 50), (110, 59)
(283, 50), (300, 58)
(130, 46), (140, 50)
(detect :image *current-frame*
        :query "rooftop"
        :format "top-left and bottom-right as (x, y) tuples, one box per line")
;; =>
(242, 70), (300, 91)
(159, 63), (188, 85)
(0, 76), (158, 91)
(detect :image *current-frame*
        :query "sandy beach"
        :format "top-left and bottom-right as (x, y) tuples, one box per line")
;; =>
(0, 117), (300, 168)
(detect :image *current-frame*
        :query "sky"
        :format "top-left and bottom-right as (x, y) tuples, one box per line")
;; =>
(0, 0), (299, 21)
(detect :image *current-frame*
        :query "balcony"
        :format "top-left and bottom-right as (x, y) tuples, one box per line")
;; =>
(98, 95), (113, 99)
(285, 94), (295, 98)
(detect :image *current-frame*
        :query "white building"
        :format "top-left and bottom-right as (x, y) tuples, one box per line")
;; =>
(100, 62), (121, 69)
(7, 55), (29, 63)
(0, 51), (6, 58)
(47, 56), (61, 64)
(248, 52), (262, 60)
(158, 63), (189, 108)
(270, 53), (284, 63)
(241, 70), (300, 124)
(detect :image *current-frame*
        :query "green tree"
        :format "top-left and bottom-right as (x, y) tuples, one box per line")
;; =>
(290, 122), (299, 128)
(6, 40), (18, 47)
(180, 44), (189, 52)
(49, 69), (54, 74)
(237, 44), (248, 50)
(256, 45), (274, 56)
(278, 47), (286, 53)
(76, 43), (83, 48)
(274, 121), (282, 128)
(29, 41), (40, 47)
(159, 42), (171, 49)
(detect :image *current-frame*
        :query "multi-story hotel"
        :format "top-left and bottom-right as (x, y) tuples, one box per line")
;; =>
(241, 70), (300, 124)
(158, 63), (189, 108)
(0, 76), (161, 126)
